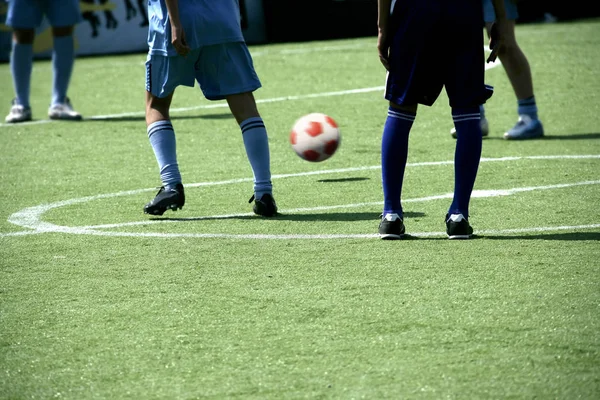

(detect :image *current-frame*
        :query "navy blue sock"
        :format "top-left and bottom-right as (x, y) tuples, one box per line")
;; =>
(449, 107), (482, 218)
(147, 120), (182, 188)
(517, 96), (538, 120)
(241, 117), (272, 198)
(381, 107), (415, 217)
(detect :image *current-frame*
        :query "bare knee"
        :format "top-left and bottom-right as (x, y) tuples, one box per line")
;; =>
(13, 29), (35, 44)
(145, 91), (173, 125)
(226, 92), (260, 124)
(52, 26), (75, 37)
(390, 102), (417, 114)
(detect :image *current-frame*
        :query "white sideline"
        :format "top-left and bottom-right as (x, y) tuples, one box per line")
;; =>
(0, 54), (501, 128)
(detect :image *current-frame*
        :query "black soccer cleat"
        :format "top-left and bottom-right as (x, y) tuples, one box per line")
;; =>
(144, 183), (185, 216)
(249, 193), (278, 217)
(378, 213), (405, 240)
(445, 213), (473, 239)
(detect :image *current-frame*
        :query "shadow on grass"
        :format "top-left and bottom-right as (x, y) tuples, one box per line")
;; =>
(316, 177), (370, 183)
(85, 113), (234, 122)
(484, 132), (600, 141)
(151, 211), (426, 222)
(481, 231), (600, 241)
(363, 231), (600, 241)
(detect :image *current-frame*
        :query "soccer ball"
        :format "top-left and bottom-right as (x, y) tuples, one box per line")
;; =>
(289, 113), (341, 162)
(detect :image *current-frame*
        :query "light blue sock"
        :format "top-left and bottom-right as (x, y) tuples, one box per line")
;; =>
(517, 96), (538, 120)
(240, 117), (272, 198)
(147, 120), (181, 187)
(51, 35), (75, 105)
(10, 42), (33, 108)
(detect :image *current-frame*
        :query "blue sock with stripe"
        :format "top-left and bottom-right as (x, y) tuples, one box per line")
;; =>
(449, 107), (482, 218)
(381, 107), (416, 217)
(241, 117), (272, 198)
(517, 96), (538, 120)
(10, 42), (33, 108)
(147, 120), (181, 188)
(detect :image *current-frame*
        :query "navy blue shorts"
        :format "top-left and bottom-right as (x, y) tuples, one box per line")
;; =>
(384, 0), (492, 108)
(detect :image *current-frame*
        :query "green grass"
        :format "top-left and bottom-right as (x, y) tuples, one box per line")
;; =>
(1, 19), (599, 399)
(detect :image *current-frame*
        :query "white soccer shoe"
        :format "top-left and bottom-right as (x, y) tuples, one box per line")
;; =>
(5, 100), (32, 123)
(48, 98), (82, 121)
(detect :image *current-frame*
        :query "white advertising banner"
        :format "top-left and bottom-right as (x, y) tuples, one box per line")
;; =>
(0, 0), (266, 62)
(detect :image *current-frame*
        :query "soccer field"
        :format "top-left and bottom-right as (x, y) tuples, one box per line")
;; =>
(1, 19), (599, 399)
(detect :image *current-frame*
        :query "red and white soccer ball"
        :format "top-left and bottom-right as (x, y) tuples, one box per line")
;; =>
(289, 113), (341, 162)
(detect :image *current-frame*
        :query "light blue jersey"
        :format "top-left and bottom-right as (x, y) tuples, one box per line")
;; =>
(147, 0), (246, 57)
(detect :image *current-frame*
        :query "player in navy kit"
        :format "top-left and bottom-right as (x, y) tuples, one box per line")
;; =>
(143, 0), (277, 217)
(376, 0), (509, 239)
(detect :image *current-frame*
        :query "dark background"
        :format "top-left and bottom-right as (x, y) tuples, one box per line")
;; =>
(260, 0), (600, 43)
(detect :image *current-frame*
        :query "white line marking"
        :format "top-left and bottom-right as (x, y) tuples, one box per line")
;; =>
(0, 55), (501, 127)
(2, 224), (599, 240)
(3, 155), (599, 239)
(80, 180), (600, 230)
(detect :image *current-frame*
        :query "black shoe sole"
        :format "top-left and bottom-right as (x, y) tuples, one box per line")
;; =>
(144, 203), (183, 216)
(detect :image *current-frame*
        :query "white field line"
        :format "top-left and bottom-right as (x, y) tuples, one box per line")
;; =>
(0, 52), (501, 128)
(3, 154), (600, 239)
(2, 224), (599, 240)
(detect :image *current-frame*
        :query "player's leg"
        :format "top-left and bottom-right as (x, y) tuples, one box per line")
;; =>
(377, 4), (440, 239)
(378, 101), (417, 239)
(143, 53), (195, 215)
(451, 103), (488, 139)
(47, 0), (83, 120)
(226, 91), (277, 216)
(196, 43), (277, 217)
(4, 0), (42, 123)
(484, 1), (543, 140)
(444, 7), (493, 239)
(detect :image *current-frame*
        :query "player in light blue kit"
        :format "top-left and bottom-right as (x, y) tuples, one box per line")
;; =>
(376, 0), (509, 239)
(143, 0), (277, 217)
(451, 0), (544, 140)
(5, 0), (83, 123)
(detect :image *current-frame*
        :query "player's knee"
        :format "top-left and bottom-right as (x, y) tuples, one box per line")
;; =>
(13, 29), (35, 44)
(52, 25), (75, 37)
(389, 102), (417, 113)
(227, 92), (259, 123)
(146, 95), (171, 117)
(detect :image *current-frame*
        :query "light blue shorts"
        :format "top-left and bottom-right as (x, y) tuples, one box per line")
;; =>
(146, 42), (262, 100)
(6, 0), (82, 28)
(482, 0), (519, 23)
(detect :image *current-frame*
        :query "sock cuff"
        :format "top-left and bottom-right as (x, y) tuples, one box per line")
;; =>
(240, 117), (265, 134)
(517, 96), (536, 106)
(452, 106), (481, 122)
(387, 107), (416, 121)
(147, 120), (173, 137)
